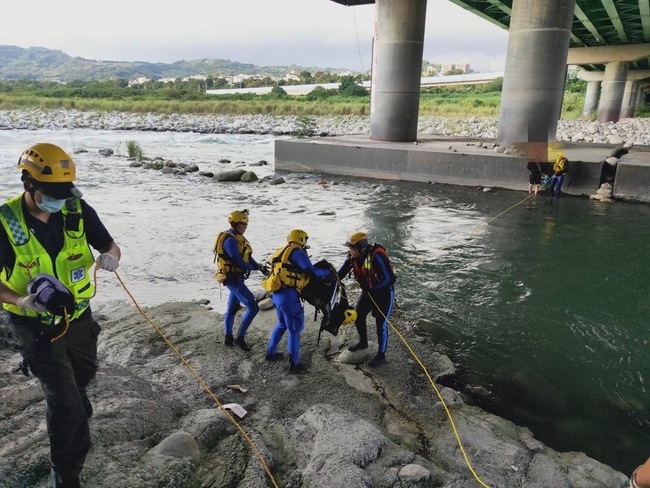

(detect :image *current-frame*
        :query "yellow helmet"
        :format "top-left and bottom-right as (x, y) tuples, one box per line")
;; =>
(228, 209), (249, 225)
(18, 143), (82, 199)
(287, 229), (309, 247)
(556, 152), (564, 159)
(18, 143), (76, 183)
(342, 308), (357, 325)
(345, 232), (368, 248)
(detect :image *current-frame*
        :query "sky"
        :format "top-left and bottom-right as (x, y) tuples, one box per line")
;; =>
(1, 0), (509, 73)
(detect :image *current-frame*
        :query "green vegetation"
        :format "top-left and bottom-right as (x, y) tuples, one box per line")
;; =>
(126, 140), (143, 161)
(0, 76), (599, 120)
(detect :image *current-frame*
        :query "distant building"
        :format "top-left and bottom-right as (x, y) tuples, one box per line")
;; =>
(423, 65), (437, 76)
(128, 77), (150, 86)
(285, 70), (301, 82)
(441, 63), (471, 75)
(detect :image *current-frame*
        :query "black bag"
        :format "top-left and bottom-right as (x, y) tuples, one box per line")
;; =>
(300, 260), (351, 344)
(27, 274), (75, 318)
(301, 260), (337, 314)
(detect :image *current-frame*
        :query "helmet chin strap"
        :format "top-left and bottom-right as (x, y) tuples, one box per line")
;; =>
(23, 180), (38, 201)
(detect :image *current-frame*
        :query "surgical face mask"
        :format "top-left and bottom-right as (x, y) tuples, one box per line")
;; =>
(36, 193), (66, 213)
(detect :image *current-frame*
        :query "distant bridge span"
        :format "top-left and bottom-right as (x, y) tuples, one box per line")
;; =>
(205, 72), (504, 96)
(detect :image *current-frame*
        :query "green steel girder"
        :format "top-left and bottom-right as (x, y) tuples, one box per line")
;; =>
(329, 0), (650, 70)
(451, 0), (650, 70)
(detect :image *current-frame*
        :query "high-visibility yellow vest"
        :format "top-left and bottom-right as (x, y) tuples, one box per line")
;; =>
(0, 195), (94, 323)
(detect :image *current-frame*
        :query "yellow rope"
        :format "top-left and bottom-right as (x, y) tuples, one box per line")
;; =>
(358, 187), (546, 487)
(104, 270), (279, 488)
(81, 183), (540, 488)
(369, 291), (490, 487)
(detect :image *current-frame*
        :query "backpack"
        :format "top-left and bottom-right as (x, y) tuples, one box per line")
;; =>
(300, 260), (351, 344)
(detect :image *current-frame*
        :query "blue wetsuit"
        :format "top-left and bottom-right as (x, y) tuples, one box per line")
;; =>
(338, 246), (394, 354)
(266, 247), (332, 365)
(222, 234), (260, 338)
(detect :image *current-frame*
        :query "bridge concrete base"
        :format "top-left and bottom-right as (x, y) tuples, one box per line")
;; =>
(275, 135), (650, 203)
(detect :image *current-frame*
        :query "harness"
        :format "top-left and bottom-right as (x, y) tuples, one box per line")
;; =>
(214, 229), (252, 282)
(262, 244), (310, 293)
(352, 243), (396, 290)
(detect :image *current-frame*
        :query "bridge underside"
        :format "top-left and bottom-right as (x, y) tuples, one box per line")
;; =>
(449, 0), (650, 71)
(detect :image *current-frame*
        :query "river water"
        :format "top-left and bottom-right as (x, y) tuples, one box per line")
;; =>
(0, 128), (648, 474)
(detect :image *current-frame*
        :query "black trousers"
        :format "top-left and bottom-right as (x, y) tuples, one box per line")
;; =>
(11, 309), (101, 477)
(354, 286), (394, 354)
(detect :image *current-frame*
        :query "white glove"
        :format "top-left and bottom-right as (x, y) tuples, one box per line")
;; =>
(95, 253), (119, 272)
(16, 294), (47, 313)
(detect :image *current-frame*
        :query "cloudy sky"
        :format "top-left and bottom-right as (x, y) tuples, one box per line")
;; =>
(1, 0), (508, 72)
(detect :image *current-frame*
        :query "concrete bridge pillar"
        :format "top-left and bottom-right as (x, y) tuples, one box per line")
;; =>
(636, 87), (646, 107)
(582, 80), (601, 117)
(369, 0), (427, 142)
(637, 84), (650, 108)
(621, 80), (640, 119)
(597, 61), (629, 122)
(497, 0), (575, 151)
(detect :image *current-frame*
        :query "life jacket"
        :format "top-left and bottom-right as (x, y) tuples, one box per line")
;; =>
(553, 156), (568, 174)
(214, 229), (252, 282)
(0, 195), (94, 324)
(262, 243), (310, 293)
(352, 243), (396, 290)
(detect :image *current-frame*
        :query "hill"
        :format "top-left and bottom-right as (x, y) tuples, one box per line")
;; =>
(0, 45), (348, 82)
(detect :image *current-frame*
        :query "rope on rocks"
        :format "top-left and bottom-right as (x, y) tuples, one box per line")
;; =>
(364, 188), (552, 488)
(94, 269), (280, 488)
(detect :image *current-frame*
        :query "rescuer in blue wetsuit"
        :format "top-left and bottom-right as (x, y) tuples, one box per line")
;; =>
(214, 210), (267, 352)
(264, 229), (333, 373)
(338, 232), (395, 367)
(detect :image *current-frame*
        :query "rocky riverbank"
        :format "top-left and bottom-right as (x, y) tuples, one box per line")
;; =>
(2, 109), (650, 145)
(0, 298), (629, 487)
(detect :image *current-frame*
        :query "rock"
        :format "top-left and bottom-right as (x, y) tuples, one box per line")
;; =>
(398, 463), (431, 483)
(147, 431), (200, 459)
(605, 156), (618, 167)
(0, 301), (628, 487)
(240, 171), (259, 182)
(268, 177), (286, 185)
(258, 297), (274, 310)
(214, 169), (246, 181)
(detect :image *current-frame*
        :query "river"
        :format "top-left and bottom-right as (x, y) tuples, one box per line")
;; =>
(0, 128), (647, 475)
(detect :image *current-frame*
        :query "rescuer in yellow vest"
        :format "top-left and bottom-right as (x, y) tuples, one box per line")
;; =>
(549, 152), (569, 198)
(263, 229), (334, 373)
(0, 143), (121, 487)
(214, 209), (267, 351)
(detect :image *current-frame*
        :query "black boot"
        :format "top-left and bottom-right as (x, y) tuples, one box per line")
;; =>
(224, 334), (234, 346)
(349, 323), (368, 351)
(289, 358), (307, 374)
(265, 352), (284, 361)
(368, 352), (386, 367)
(49, 469), (81, 488)
(234, 335), (251, 352)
